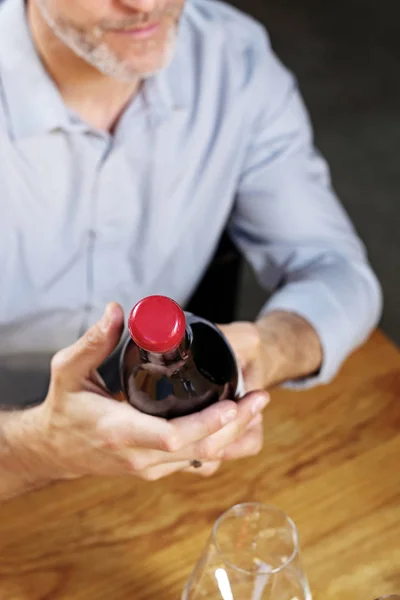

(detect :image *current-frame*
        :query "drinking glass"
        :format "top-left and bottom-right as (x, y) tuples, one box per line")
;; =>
(182, 503), (312, 600)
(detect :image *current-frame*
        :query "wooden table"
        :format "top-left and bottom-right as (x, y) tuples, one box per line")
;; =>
(0, 331), (399, 600)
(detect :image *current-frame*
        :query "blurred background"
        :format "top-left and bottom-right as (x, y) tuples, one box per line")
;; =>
(190, 0), (399, 345)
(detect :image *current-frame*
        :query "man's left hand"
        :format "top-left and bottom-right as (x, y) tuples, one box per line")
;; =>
(219, 321), (268, 393)
(220, 312), (323, 393)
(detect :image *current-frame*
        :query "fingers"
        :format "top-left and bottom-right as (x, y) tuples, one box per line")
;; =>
(246, 413), (263, 431)
(167, 399), (241, 449)
(183, 461), (221, 477)
(138, 461), (188, 481)
(139, 461), (221, 481)
(136, 418), (263, 481)
(100, 409), (263, 479)
(219, 423), (264, 461)
(96, 398), (239, 453)
(217, 322), (267, 392)
(136, 419), (263, 481)
(50, 303), (124, 392)
(126, 391), (269, 468)
(116, 406), (264, 479)
(178, 391), (268, 462)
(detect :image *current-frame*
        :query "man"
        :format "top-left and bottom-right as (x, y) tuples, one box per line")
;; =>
(0, 0), (382, 500)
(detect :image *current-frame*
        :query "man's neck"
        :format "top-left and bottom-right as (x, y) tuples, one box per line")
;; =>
(27, 2), (140, 132)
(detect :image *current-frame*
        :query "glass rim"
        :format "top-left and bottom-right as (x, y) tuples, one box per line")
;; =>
(212, 502), (300, 576)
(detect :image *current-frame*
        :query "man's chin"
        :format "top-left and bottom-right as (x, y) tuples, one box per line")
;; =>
(126, 55), (175, 79)
(102, 58), (171, 81)
(79, 48), (172, 81)
(75, 23), (178, 80)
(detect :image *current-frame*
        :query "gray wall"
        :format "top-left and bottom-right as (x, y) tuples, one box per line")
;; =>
(233, 0), (400, 346)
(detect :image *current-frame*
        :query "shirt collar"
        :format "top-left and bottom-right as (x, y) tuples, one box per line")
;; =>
(0, 0), (189, 139)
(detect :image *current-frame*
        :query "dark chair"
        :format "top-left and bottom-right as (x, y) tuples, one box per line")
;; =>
(185, 231), (243, 324)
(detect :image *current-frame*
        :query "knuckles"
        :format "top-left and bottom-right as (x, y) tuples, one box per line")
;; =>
(50, 352), (67, 385)
(193, 438), (218, 462)
(157, 432), (181, 454)
(249, 432), (264, 456)
(125, 455), (152, 474)
(84, 325), (103, 351)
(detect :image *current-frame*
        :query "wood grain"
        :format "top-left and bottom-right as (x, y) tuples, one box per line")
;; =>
(0, 330), (399, 599)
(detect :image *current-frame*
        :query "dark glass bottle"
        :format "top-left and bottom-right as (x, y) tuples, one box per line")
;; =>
(119, 295), (243, 419)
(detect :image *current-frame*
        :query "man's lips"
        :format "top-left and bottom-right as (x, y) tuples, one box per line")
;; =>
(110, 22), (161, 38)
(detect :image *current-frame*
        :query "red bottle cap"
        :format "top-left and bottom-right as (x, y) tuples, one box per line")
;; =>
(128, 295), (187, 353)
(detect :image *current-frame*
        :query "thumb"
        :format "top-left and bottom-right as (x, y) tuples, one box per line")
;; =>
(50, 303), (124, 391)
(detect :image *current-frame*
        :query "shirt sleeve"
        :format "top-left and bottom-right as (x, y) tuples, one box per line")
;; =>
(229, 28), (383, 388)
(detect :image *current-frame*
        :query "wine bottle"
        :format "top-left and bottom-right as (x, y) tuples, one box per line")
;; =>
(119, 295), (243, 419)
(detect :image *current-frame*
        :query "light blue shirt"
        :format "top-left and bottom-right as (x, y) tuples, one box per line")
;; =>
(0, 0), (382, 393)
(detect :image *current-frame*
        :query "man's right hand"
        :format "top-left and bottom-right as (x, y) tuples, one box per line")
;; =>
(1, 303), (269, 498)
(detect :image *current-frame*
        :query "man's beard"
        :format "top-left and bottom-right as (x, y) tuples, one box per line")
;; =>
(35, 0), (179, 81)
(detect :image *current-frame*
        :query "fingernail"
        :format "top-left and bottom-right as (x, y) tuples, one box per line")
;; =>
(251, 393), (269, 416)
(220, 408), (238, 426)
(99, 304), (112, 333)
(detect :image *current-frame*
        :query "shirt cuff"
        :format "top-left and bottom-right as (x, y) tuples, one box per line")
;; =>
(258, 280), (359, 389)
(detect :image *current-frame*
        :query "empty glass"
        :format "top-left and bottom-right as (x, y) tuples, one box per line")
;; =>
(182, 503), (312, 600)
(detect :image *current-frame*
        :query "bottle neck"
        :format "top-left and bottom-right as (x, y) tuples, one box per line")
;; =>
(139, 328), (191, 367)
